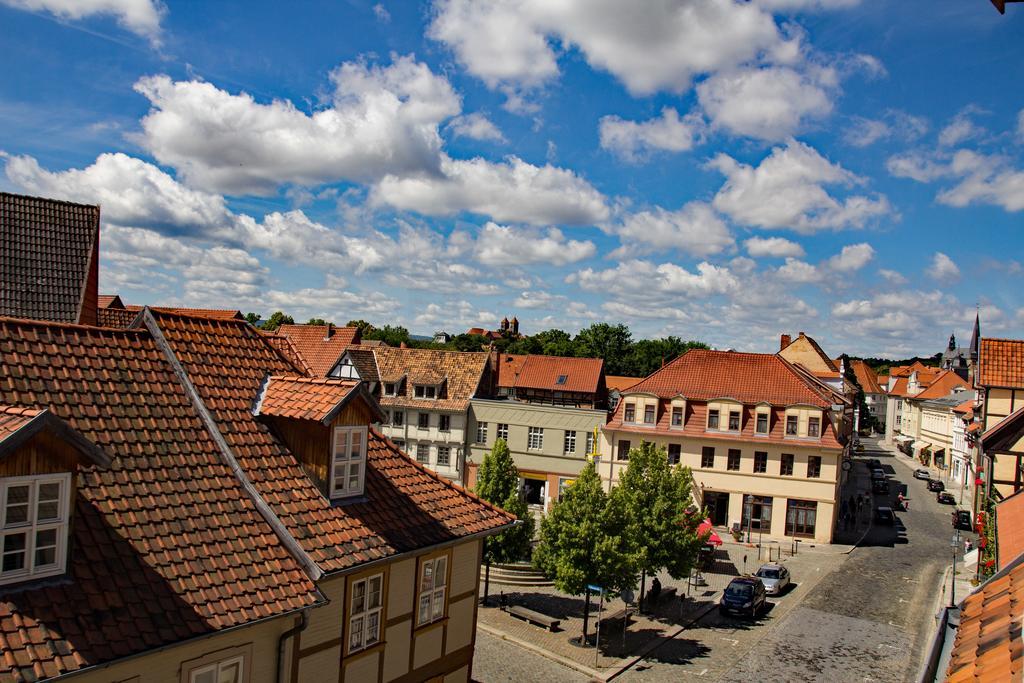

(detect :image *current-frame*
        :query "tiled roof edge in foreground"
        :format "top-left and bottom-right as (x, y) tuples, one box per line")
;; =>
(141, 307), (325, 582)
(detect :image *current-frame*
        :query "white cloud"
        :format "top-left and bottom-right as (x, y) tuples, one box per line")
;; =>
(613, 202), (733, 258)
(939, 109), (985, 147)
(879, 268), (908, 286)
(710, 140), (891, 233)
(931, 252), (961, 281)
(1, 0), (164, 43)
(775, 258), (822, 284)
(371, 154), (609, 225)
(428, 0), (785, 97)
(598, 108), (703, 161)
(697, 65), (833, 141)
(132, 54), (460, 194)
(569, 260), (738, 298)
(936, 150), (1024, 212)
(4, 152), (241, 237)
(886, 151), (950, 183)
(845, 110), (928, 148)
(372, 3), (390, 22)
(474, 223), (596, 266)
(824, 242), (875, 272)
(448, 112), (506, 143)
(1018, 109), (1024, 141)
(744, 236), (805, 258)
(513, 290), (562, 309)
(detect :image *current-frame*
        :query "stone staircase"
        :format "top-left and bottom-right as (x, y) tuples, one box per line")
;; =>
(479, 562), (553, 587)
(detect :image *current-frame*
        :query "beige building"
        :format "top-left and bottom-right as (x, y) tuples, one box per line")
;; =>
(978, 338), (1024, 501)
(893, 369), (970, 471)
(0, 310), (514, 683)
(598, 349), (848, 544)
(467, 354), (607, 511)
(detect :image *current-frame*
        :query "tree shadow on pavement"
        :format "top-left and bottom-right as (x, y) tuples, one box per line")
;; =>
(500, 591), (587, 620)
(633, 637), (712, 666)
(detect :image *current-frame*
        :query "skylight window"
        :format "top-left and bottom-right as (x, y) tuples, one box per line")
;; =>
(556, 375), (568, 385)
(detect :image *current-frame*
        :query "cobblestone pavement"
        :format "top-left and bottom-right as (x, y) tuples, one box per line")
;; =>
(471, 630), (590, 683)
(621, 436), (969, 683)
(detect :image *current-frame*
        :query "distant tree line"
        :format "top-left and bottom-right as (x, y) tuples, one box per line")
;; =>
(244, 314), (707, 379)
(852, 353), (941, 375)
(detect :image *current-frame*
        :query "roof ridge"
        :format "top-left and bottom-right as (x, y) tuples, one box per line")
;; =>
(142, 308), (325, 582)
(776, 355), (844, 406)
(0, 315), (148, 335)
(0, 190), (100, 210)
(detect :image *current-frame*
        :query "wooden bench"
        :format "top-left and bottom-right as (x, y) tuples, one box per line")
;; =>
(599, 608), (630, 628)
(503, 604), (561, 632)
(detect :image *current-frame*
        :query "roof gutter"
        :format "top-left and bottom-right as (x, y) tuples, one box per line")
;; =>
(142, 308), (324, 582)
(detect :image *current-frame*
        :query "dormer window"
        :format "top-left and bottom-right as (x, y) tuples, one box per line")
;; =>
(643, 405), (656, 424)
(756, 412), (769, 435)
(728, 410), (741, 431)
(671, 406), (684, 427)
(708, 409), (720, 430)
(786, 415), (798, 436)
(624, 403), (636, 423)
(808, 416), (821, 437)
(384, 382), (397, 396)
(331, 426), (367, 498)
(414, 385), (437, 399)
(1, 473), (71, 585)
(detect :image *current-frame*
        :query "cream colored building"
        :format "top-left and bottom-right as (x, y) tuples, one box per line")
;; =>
(977, 338), (1024, 502)
(598, 349), (848, 544)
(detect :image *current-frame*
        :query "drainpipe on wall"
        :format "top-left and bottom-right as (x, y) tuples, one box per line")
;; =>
(277, 610), (309, 683)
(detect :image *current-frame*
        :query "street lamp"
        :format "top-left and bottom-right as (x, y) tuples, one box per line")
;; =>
(950, 530), (961, 608)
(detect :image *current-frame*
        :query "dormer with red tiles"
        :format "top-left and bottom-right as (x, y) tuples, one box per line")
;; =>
(0, 405), (109, 587)
(252, 375), (385, 500)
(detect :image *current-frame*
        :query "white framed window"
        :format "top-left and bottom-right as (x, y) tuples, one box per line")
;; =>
(563, 430), (576, 454)
(348, 573), (383, 653)
(476, 422), (488, 444)
(417, 553), (448, 626)
(414, 385), (437, 399)
(528, 427), (544, 450)
(416, 443), (430, 464)
(436, 446), (451, 467)
(496, 423), (509, 442)
(331, 426), (367, 499)
(1, 473), (71, 585)
(585, 431), (594, 456)
(384, 382), (396, 396)
(189, 656), (245, 683)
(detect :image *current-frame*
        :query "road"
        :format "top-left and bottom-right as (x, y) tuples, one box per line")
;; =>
(621, 435), (963, 683)
(471, 629), (590, 682)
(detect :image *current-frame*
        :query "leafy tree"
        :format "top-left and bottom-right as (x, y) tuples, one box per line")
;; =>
(842, 355), (876, 433)
(607, 442), (705, 608)
(625, 337), (708, 378)
(261, 311), (294, 331)
(475, 439), (535, 603)
(573, 323), (633, 375)
(244, 312), (261, 325)
(534, 329), (574, 357)
(450, 333), (490, 352)
(533, 462), (632, 643)
(346, 319), (376, 336)
(364, 324), (411, 347)
(306, 317), (329, 326)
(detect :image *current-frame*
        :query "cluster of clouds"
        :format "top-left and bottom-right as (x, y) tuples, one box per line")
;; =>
(2, 0), (1022, 353)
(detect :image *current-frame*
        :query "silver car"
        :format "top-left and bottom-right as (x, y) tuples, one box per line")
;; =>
(754, 563), (791, 595)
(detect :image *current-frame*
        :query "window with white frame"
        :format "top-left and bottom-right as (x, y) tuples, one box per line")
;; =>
(188, 655), (245, 683)
(417, 553), (448, 626)
(416, 443), (430, 464)
(383, 382), (396, 396)
(528, 427), (544, 450)
(476, 422), (488, 444)
(348, 573), (383, 653)
(585, 431), (594, 456)
(414, 385), (437, 399)
(436, 446), (450, 467)
(496, 423), (509, 442)
(563, 430), (576, 454)
(1, 474), (71, 585)
(331, 426), (367, 498)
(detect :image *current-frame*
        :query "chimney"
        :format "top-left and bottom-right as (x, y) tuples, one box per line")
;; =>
(324, 323), (334, 340)
(780, 334), (791, 351)
(400, 341), (408, 349)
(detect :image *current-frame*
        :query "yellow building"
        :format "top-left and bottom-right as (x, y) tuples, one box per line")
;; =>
(0, 311), (515, 683)
(598, 349), (848, 543)
(978, 338), (1024, 500)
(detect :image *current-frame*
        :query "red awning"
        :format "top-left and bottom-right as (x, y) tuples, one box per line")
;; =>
(698, 519), (724, 546)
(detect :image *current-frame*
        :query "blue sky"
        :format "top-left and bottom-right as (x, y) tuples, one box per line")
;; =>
(1, 0), (1022, 357)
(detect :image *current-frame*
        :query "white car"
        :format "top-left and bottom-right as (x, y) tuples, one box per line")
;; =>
(754, 564), (791, 596)
(913, 468), (931, 480)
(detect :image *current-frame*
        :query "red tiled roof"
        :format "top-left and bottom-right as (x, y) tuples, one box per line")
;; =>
(274, 324), (361, 376)
(606, 375), (643, 392)
(915, 370), (970, 400)
(850, 360), (884, 395)
(997, 490), (1024, 570)
(979, 338), (1024, 388)
(1, 192), (99, 325)
(255, 376), (360, 423)
(968, 422), (983, 434)
(981, 405), (1024, 452)
(496, 354), (529, 387)
(888, 376), (911, 398)
(151, 312), (513, 573)
(946, 557), (1024, 682)
(0, 317), (321, 680)
(125, 304), (244, 320)
(96, 306), (139, 328)
(0, 405), (43, 444)
(375, 346), (489, 412)
(953, 399), (975, 415)
(498, 354), (604, 394)
(626, 349), (833, 407)
(96, 294), (122, 309)
(260, 332), (314, 375)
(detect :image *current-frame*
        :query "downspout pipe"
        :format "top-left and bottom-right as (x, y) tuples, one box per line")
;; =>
(277, 609), (309, 683)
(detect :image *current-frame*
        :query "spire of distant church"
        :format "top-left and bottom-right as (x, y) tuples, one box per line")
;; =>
(969, 306), (981, 361)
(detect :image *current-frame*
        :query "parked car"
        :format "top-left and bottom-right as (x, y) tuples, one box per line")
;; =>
(927, 479), (945, 492)
(872, 480), (890, 494)
(871, 469), (886, 481)
(952, 509), (973, 530)
(754, 564), (792, 596)
(868, 458), (882, 469)
(875, 506), (895, 525)
(720, 577), (767, 617)
(937, 492), (956, 505)
(913, 468), (931, 480)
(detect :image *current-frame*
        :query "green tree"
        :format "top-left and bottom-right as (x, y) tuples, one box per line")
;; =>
(607, 442), (705, 608)
(625, 337), (708, 377)
(364, 324), (411, 347)
(574, 323), (633, 375)
(306, 317), (329, 326)
(261, 311), (294, 331)
(244, 312), (261, 325)
(842, 355), (876, 433)
(346, 319), (376, 337)
(533, 462), (632, 643)
(474, 439), (535, 603)
(535, 329), (574, 357)
(450, 333), (489, 352)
